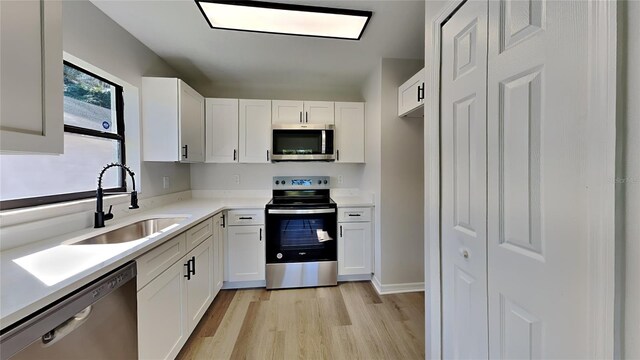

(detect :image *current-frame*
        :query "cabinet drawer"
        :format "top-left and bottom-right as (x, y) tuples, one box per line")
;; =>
(227, 209), (265, 226)
(137, 233), (187, 290)
(186, 218), (213, 251)
(338, 207), (372, 222)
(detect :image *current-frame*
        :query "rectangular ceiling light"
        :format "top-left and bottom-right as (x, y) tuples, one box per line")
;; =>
(195, 0), (373, 40)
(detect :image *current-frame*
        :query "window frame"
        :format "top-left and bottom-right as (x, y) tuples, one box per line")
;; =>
(0, 61), (127, 210)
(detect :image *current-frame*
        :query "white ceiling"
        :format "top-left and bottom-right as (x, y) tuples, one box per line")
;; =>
(91, 0), (425, 97)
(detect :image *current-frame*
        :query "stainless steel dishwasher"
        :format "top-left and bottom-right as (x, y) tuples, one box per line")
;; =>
(0, 262), (137, 360)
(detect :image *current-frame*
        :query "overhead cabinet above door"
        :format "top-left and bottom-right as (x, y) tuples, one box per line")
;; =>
(142, 78), (205, 162)
(272, 100), (334, 124)
(398, 68), (425, 118)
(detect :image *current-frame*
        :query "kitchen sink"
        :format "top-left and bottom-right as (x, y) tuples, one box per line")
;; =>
(70, 217), (187, 245)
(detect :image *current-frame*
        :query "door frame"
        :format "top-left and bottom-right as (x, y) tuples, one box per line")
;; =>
(423, 1), (617, 358)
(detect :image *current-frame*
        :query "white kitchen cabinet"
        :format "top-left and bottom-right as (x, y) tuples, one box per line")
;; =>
(138, 259), (188, 360)
(239, 99), (271, 163)
(213, 213), (225, 295)
(272, 100), (335, 124)
(338, 207), (373, 276)
(334, 102), (365, 163)
(0, 0), (63, 154)
(303, 101), (334, 124)
(226, 224), (265, 282)
(185, 236), (214, 332)
(398, 68), (425, 118)
(142, 78), (204, 162)
(137, 216), (216, 360)
(272, 100), (304, 124)
(205, 98), (238, 163)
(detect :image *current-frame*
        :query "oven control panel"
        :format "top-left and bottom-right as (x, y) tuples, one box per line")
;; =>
(273, 176), (330, 189)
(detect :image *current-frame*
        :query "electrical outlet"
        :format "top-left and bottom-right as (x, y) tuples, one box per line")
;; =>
(338, 175), (344, 184)
(162, 176), (170, 189)
(233, 174), (240, 185)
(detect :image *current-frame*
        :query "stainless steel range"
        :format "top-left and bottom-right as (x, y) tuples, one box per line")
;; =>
(265, 176), (337, 289)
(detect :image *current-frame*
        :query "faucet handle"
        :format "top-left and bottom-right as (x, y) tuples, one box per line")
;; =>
(129, 191), (139, 209)
(105, 205), (114, 221)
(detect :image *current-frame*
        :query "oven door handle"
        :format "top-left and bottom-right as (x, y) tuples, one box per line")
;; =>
(267, 208), (336, 215)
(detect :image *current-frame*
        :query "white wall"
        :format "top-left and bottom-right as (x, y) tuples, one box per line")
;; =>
(63, 1), (190, 198)
(190, 163), (364, 191)
(361, 58), (424, 287)
(618, 1), (640, 357)
(362, 61), (382, 278)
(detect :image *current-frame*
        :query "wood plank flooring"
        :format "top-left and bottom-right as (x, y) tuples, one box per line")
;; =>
(176, 282), (425, 360)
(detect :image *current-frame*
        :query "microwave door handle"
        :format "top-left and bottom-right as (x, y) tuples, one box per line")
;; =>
(322, 130), (326, 154)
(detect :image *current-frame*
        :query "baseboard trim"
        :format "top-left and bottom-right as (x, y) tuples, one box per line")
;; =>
(338, 274), (372, 282)
(371, 276), (424, 295)
(222, 280), (266, 289)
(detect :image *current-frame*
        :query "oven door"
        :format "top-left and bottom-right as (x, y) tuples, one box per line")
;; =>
(266, 207), (337, 263)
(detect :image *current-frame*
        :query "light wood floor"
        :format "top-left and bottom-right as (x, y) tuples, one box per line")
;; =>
(176, 282), (425, 360)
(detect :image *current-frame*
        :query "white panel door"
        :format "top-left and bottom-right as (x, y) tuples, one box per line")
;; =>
(0, 0), (63, 154)
(335, 102), (365, 163)
(440, 1), (489, 358)
(137, 259), (187, 360)
(272, 100), (303, 124)
(178, 80), (205, 162)
(205, 98), (238, 163)
(239, 99), (271, 163)
(487, 1), (589, 357)
(185, 236), (214, 332)
(303, 101), (334, 124)
(226, 225), (265, 282)
(338, 222), (372, 275)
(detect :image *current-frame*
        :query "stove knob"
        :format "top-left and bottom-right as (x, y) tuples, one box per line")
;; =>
(318, 180), (322, 185)
(323, 180), (328, 184)
(281, 180), (285, 185)
(275, 180), (280, 185)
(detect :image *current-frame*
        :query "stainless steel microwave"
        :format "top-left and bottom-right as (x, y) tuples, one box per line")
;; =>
(271, 124), (335, 161)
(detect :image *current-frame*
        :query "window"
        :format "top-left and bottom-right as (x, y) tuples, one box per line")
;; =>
(0, 62), (126, 210)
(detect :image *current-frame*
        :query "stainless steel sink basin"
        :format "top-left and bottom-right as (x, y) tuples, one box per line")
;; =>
(70, 217), (187, 245)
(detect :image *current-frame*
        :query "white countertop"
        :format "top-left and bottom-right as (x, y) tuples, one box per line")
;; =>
(0, 194), (372, 330)
(0, 197), (267, 330)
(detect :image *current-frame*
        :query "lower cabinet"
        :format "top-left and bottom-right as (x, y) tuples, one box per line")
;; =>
(226, 225), (265, 282)
(338, 207), (373, 276)
(137, 259), (188, 360)
(137, 216), (218, 360)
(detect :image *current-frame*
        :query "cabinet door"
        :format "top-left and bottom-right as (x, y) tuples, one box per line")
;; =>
(185, 236), (214, 332)
(303, 101), (334, 124)
(338, 222), (372, 276)
(205, 98), (239, 163)
(138, 260), (188, 360)
(334, 102), (365, 163)
(398, 68), (425, 117)
(227, 225), (265, 282)
(272, 100), (303, 124)
(0, 0), (63, 154)
(239, 99), (271, 163)
(178, 80), (205, 162)
(213, 213), (225, 294)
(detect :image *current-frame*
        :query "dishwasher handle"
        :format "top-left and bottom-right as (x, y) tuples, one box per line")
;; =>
(41, 306), (93, 347)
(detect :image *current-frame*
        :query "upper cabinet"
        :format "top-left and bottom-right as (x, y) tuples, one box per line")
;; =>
(335, 102), (365, 163)
(239, 99), (271, 163)
(272, 100), (334, 124)
(142, 78), (204, 162)
(0, 0), (63, 154)
(303, 101), (334, 124)
(205, 98), (238, 163)
(398, 68), (425, 118)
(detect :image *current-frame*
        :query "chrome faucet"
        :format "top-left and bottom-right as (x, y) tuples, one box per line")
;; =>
(95, 163), (139, 228)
